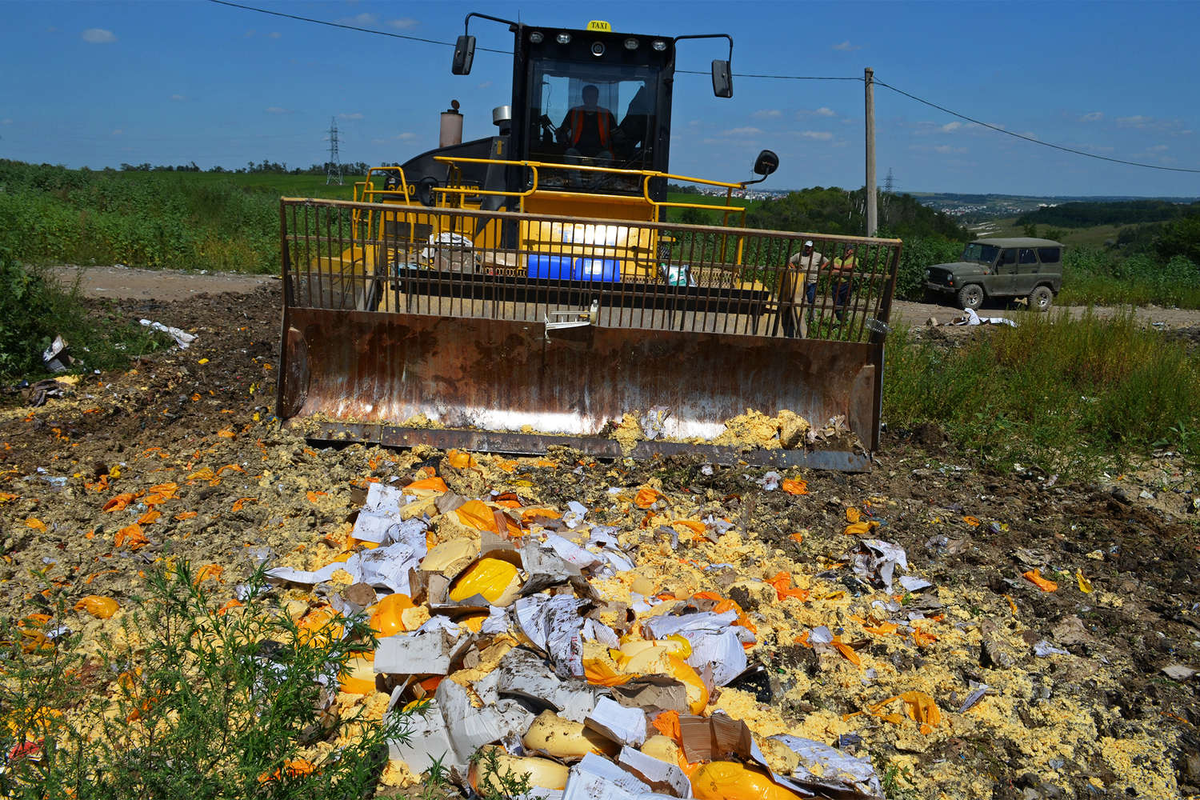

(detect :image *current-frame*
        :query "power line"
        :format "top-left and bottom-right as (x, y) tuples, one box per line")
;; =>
(874, 79), (1200, 175)
(207, 0), (1198, 175)
(678, 70), (861, 81)
(205, 0), (509, 53)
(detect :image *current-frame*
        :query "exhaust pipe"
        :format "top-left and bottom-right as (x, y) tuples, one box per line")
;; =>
(439, 99), (463, 147)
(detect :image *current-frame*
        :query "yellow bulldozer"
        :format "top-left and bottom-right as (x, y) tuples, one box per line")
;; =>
(277, 14), (902, 471)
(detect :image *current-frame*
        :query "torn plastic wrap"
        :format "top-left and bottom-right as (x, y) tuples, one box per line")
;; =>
(495, 647), (606, 723)
(266, 522), (428, 595)
(350, 483), (419, 543)
(561, 752), (656, 800)
(386, 678), (534, 775)
(849, 539), (908, 592)
(642, 611), (751, 687)
(769, 734), (884, 800)
(516, 594), (589, 678)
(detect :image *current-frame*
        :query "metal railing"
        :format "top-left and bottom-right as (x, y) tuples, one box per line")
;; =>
(280, 198), (902, 343)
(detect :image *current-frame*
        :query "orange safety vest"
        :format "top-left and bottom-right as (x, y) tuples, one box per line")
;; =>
(568, 107), (612, 148)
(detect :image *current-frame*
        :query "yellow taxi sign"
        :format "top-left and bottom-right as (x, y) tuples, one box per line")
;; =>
(586, 20), (612, 32)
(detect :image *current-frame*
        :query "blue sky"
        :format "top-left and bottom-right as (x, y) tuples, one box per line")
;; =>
(1, 0), (1196, 196)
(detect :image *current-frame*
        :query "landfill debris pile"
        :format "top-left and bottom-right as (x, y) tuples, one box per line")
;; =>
(2, 285), (1198, 799)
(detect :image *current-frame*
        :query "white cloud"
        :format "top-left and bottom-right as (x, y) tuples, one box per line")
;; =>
(388, 18), (418, 29)
(477, 81), (493, 89)
(170, 94), (186, 101)
(82, 28), (117, 44)
(371, 138), (386, 145)
(934, 145), (967, 154)
(1080, 111), (1103, 122)
(941, 121), (962, 133)
(1149, 144), (1169, 152)
(265, 106), (290, 115)
(244, 29), (256, 38)
(799, 130), (833, 140)
(111, 129), (123, 136)
(1116, 115), (1152, 128)
(832, 40), (861, 52)
(753, 109), (781, 119)
(722, 126), (762, 136)
(1, 119), (12, 125)
(814, 107), (835, 117)
(339, 112), (364, 120)
(268, 31), (282, 39)
(339, 13), (378, 26)
(395, 132), (418, 141)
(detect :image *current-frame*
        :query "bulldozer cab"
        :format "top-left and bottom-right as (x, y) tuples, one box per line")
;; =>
(277, 16), (903, 471)
(514, 24), (674, 192)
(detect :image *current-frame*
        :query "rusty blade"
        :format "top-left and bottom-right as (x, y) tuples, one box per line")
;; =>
(279, 308), (882, 451)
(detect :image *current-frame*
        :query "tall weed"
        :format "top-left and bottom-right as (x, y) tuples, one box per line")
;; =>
(0, 251), (168, 380)
(884, 312), (1200, 477)
(1, 563), (412, 800)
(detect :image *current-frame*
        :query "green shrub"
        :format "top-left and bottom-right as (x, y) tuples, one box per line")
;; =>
(0, 251), (170, 381)
(1, 563), (412, 800)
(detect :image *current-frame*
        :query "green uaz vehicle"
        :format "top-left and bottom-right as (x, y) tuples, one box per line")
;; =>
(924, 237), (1064, 311)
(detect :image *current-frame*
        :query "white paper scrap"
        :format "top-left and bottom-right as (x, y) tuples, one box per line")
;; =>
(617, 746), (691, 798)
(562, 753), (653, 800)
(586, 697), (647, 747)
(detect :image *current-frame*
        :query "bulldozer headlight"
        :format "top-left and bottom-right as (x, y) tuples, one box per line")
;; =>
(652, 39), (667, 51)
(529, 31), (544, 44)
(591, 41), (605, 57)
(556, 32), (571, 44)
(624, 37), (639, 50)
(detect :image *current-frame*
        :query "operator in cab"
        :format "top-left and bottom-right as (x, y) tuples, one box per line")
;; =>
(559, 84), (617, 161)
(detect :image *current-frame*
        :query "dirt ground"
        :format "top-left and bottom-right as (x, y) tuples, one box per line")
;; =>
(3, 275), (1199, 799)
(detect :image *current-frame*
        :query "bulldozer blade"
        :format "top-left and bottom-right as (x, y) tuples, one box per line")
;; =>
(279, 307), (881, 468)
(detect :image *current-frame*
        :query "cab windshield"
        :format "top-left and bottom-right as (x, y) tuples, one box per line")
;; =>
(962, 243), (1000, 265)
(526, 57), (661, 191)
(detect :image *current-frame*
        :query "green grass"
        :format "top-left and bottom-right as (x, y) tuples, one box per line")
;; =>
(0, 250), (170, 380)
(0, 161), (359, 274)
(884, 310), (1200, 478)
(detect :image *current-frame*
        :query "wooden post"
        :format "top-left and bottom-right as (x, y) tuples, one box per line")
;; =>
(865, 67), (877, 237)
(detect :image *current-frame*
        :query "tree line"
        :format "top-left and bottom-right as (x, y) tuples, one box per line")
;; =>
(116, 159), (373, 175)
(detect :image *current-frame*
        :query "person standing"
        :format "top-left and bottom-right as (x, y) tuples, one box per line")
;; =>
(780, 240), (827, 337)
(828, 244), (858, 321)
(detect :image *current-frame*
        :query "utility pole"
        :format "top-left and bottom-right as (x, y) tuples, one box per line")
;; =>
(325, 117), (343, 186)
(864, 67), (877, 236)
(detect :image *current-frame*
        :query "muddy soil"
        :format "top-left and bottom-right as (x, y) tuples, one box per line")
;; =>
(2, 282), (1198, 799)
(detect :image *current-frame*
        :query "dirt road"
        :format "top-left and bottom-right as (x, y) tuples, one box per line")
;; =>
(49, 264), (276, 302)
(49, 265), (1200, 330)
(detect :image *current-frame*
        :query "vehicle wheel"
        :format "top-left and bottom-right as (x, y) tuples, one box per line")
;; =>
(1028, 285), (1053, 312)
(956, 284), (984, 311)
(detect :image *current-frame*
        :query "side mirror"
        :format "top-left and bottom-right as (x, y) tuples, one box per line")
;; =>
(711, 60), (732, 98)
(753, 149), (779, 177)
(452, 35), (476, 75)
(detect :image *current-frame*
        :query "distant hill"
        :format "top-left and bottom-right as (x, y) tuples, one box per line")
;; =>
(744, 188), (967, 240)
(910, 192), (1200, 222)
(1016, 200), (1200, 228)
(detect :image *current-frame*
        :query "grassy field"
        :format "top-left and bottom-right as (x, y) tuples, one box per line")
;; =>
(2, 162), (1196, 307)
(971, 216), (1125, 248)
(885, 310), (1200, 477)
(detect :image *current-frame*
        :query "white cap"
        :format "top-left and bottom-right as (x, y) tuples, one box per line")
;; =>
(804, 240), (813, 247)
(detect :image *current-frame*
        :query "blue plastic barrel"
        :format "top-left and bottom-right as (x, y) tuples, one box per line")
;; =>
(573, 258), (621, 282)
(528, 255), (573, 280)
